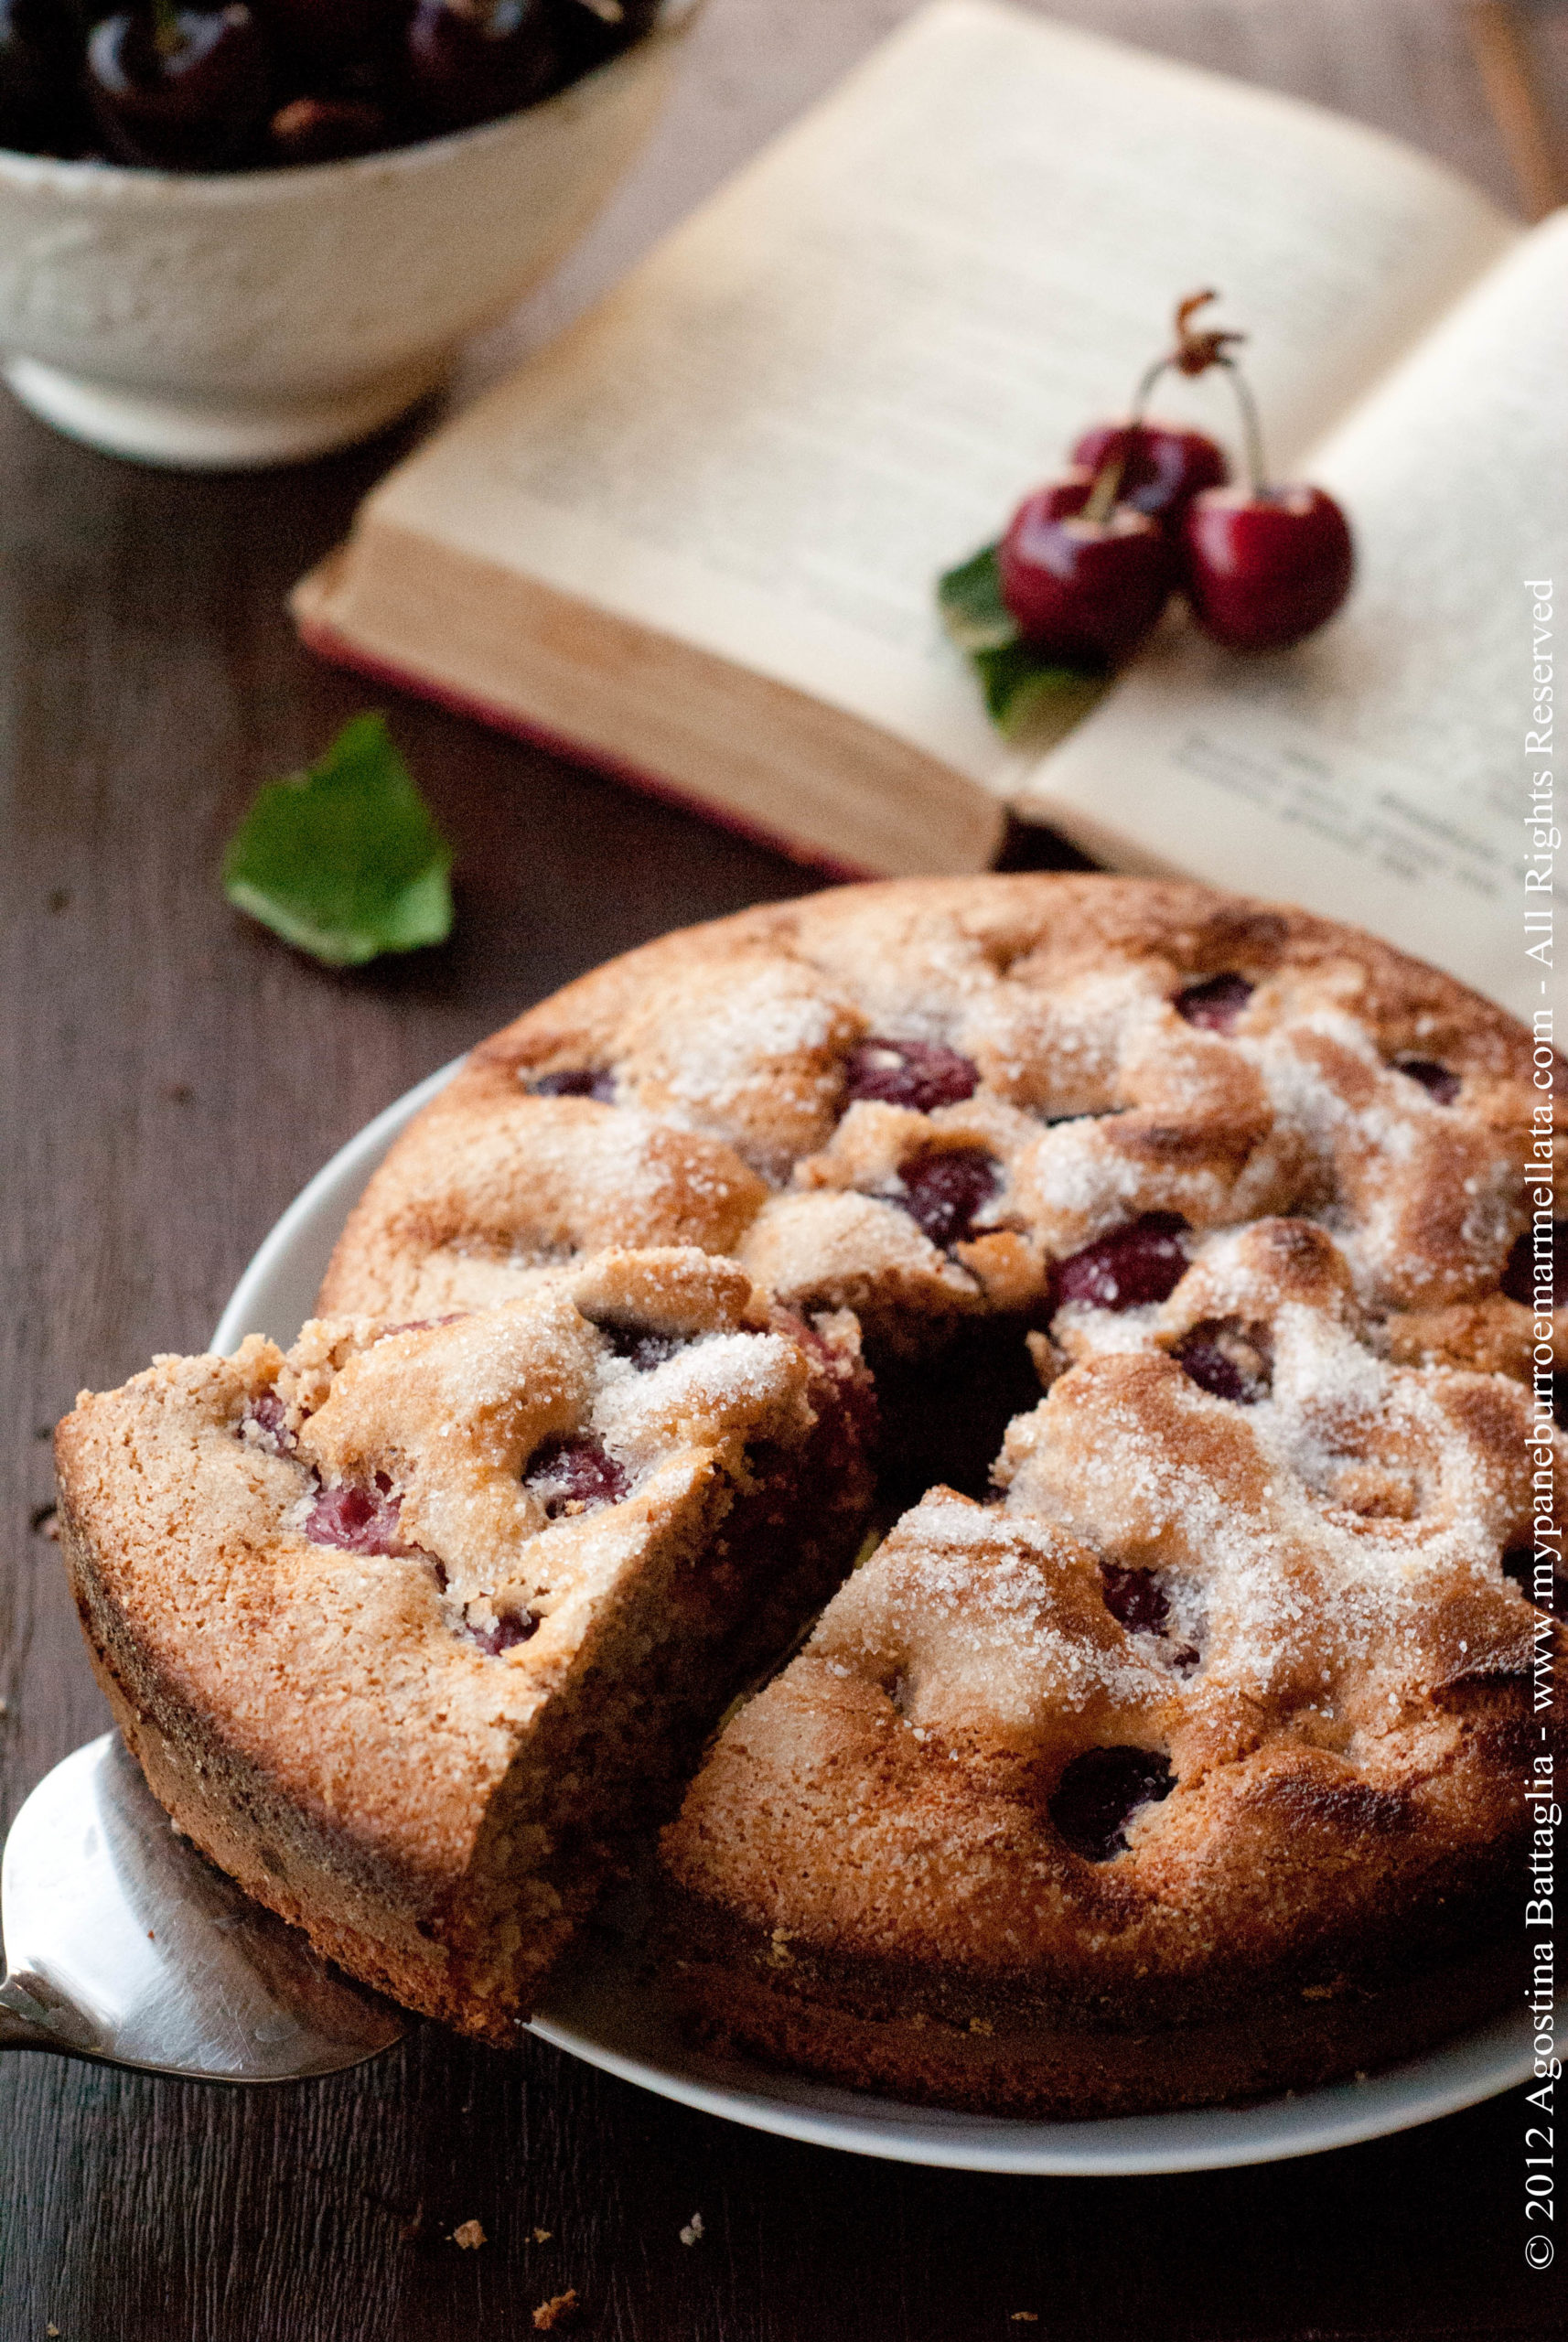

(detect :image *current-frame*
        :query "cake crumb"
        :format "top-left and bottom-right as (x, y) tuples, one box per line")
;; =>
(968, 2017), (993, 2036)
(680, 2212), (704, 2245)
(47, 2326), (59, 2337)
(532, 2227), (553, 2243)
(532, 2290), (578, 2330)
(450, 2219), (487, 2250)
(1010, 2315), (1038, 2325)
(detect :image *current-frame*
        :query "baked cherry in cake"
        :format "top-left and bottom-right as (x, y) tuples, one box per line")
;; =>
(1052, 1212), (1188, 1310)
(844, 1037), (978, 1112)
(1175, 972), (1252, 1030)
(895, 1149), (1000, 1249)
(55, 1247), (875, 2041)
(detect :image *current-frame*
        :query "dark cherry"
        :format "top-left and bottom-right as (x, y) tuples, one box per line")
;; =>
(243, 1390), (294, 1447)
(895, 1150), (999, 1249)
(600, 1323), (681, 1371)
(269, 92), (387, 162)
(1175, 972), (1252, 1031)
(554, 0), (656, 77)
(1098, 1561), (1171, 1638)
(1174, 1336), (1247, 1402)
(306, 1478), (404, 1555)
(1054, 1213), (1188, 1311)
(87, 3), (272, 170)
(1098, 1563), (1199, 1671)
(403, 0), (557, 135)
(1395, 1058), (1460, 1105)
(1501, 1220), (1568, 1307)
(998, 475), (1176, 663)
(1070, 420), (1230, 532)
(524, 1434), (628, 1520)
(531, 1067), (617, 1101)
(257, 0), (401, 77)
(1049, 1746), (1175, 1862)
(1181, 484), (1353, 651)
(844, 1037), (978, 1113)
(0, 0), (80, 154)
(1173, 1320), (1269, 1403)
(468, 1605), (539, 1655)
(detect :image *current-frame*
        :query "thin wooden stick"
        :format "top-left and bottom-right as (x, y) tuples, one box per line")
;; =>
(1463, 1), (1564, 220)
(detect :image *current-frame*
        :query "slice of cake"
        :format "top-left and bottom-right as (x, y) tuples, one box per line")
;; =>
(55, 1248), (874, 2041)
(660, 1214), (1563, 2117)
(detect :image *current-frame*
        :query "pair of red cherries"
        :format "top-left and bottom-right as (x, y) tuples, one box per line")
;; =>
(997, 294), (1354, 662)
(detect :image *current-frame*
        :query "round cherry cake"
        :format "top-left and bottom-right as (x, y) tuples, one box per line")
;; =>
(57, 876), (1564, 2111)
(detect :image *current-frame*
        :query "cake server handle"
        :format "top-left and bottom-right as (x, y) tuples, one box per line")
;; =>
(0, 1734), (406, 2082)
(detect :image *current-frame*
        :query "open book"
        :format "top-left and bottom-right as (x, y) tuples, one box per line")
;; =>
(293, 0), (1565, 1021)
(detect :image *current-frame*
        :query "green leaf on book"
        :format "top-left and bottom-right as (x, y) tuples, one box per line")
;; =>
(937, 542), (1021, 652)
(938, 543), (1107, 738)
(222, 714), (453, 968)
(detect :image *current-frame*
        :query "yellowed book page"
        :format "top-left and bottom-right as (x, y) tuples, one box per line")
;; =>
(1015, 209), (1568, 1023)
(349, 0), (1515, 797)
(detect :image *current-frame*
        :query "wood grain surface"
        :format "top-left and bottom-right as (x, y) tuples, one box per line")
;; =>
(2, 5), (1563, 2336)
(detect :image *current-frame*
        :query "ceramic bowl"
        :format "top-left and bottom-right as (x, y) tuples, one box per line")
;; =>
(0, 20), (689, 469)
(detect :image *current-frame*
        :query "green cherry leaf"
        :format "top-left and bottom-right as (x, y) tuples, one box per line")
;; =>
(937, 543), (1020, 653)
(222, 714), (454, 968)
(972, 640), (1109, 736)
(938, 542), (1107, 738)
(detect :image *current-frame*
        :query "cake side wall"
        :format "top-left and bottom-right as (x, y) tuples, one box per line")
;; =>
(53, 1477), (485, 2033)
(663, 1931), (1520, 2120)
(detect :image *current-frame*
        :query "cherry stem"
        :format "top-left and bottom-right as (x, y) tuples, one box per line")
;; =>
(1130, 352), (1166, 424)
(1129, 349), (1270, 499)
(1219, 359), (1268, 498)
(1081, 439), (1127, 527)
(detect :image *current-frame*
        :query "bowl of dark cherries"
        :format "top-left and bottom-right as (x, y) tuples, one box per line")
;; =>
(0, 0), (696, 466)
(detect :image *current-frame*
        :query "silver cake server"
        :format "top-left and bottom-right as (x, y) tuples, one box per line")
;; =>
(0, 1733), (406, 2081)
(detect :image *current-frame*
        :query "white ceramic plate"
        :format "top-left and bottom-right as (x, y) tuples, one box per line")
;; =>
(213, 1062), (1535, 2175)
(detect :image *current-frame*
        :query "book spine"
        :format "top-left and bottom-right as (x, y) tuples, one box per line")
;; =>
(294, 617), (879, 885)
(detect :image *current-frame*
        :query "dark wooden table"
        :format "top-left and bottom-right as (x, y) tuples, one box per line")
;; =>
(3, 5), (1564, 2336)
